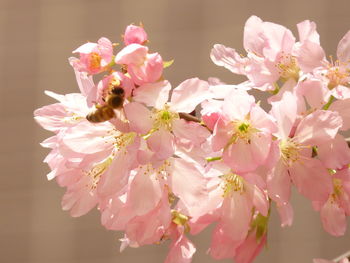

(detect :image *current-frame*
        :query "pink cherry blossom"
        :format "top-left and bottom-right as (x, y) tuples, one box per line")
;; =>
(72, 37), (113, 74)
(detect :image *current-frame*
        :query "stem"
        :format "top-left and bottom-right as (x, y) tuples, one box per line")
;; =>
(323, 95), (335, 110)
(178, 113), (350, 148)
(206, 156), (222, 162)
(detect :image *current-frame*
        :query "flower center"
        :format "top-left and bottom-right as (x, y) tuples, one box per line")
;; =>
(229, 120), (257, 144)
(89, 52), (102, 70)
(152, 105), (179, 131)
(276, 54), (300, 82)
(114, 132), (136, 150)
(280, 139), (301, 166)
(325, 59), (350, 89)
(221, 173), (245, 197)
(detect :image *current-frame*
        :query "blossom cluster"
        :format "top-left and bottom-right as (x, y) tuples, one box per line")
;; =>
(34, 17), (350, 263)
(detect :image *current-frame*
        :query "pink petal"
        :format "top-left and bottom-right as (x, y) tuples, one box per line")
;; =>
(209, 226), (238, 260)
(164, 234), (196, 263)
(124, 102), (153, 134)
(276, 202), (293, 227)
(61, 121), (114, 154)
(221, 192), (252, 242)
(124, 24), (148, 45)
(97, 37), (113, 66)
(289, 158), (332, 203)
(223, 139), (257, 173)
(172, 119), (210, 146)
(270, 91), (297, 139)
(128, 52), (163, 85)
(170, 78), (210, 113)
(169, 158), (208, 217)
(267, 159), (291, 204)
(297, 20), (320, 44)
(212, 118), (232, 151)
(295, 110), (342, 145)
(329, 98), (350, 131)
(320, 199), (347, 236)
(73, 42), (97, 54)
(210, 44), (249, 75)
(126, 167), (162, 216)
(147, 128), (175, 160)
(234, 231), (267, 263)
(250, 105), (277, 133)
(297, 78), (330, 108)
(97, 148), (137, 197)
(294, 40), (325, 73)
(115, 43), (148, 65)
(317, 134), (350, 169)
(337, 30), (350, 62)
(125, 193), (171, 246)
(69, 57), (97, 106)
(262, 22), (295, 60)
(222, 89), (254, 120)
(61, 174), (98, 217)
(133, 80), (171, 108)
(243, 16), (265, 55)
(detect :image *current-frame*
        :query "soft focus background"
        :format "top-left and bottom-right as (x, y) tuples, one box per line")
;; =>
(1, 0), (350, 262)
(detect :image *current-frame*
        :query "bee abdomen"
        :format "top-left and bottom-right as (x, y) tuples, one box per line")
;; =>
(86, 105), (115, 123)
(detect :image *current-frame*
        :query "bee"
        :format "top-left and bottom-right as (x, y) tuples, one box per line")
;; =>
(86, 85), (125, 123)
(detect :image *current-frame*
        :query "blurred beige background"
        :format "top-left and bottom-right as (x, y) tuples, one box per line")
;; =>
(1, 0), (350, 262)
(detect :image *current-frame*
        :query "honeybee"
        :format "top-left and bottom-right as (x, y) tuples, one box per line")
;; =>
(86, 85), (125, 123)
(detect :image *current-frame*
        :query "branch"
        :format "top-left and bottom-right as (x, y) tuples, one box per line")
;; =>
(179, 112), (350, 148)
(178, 112), (202, 123)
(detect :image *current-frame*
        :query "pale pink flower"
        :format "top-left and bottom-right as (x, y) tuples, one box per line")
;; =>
(268, 91), (342, 206)
(211, 89), (277, 173)
(211, 15), (299, 91)
(203, 163), (269, 260)
(72, 37), (113, 74)
(124, 78), (211, 160)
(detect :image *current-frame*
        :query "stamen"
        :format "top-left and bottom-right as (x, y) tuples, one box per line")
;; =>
(275, 53), (300, 82)
(325, 58), (350, 89)
(89, 52), (102, 70)
(85, 157), (113, 189)
(221, 173), (245, 197)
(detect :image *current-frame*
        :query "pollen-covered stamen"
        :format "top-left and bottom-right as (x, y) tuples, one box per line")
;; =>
(279, 138), (309, 166)
(85, 157), (113, 189)
(332, 178), (343, 199)
(113, 132), (136, 151)
(276, 53), (300, 82)
(325, 57), (350, 89)
(89, 52), (102, 70)
(62, 113), (84, 124)
(229, 120), (258, 145)
(151, 104), (179, 131)
(139, 160), (171, 180)
(221, 173), (245, 197)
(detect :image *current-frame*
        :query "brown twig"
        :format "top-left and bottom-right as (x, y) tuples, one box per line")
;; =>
(178, 112), (202, 123)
